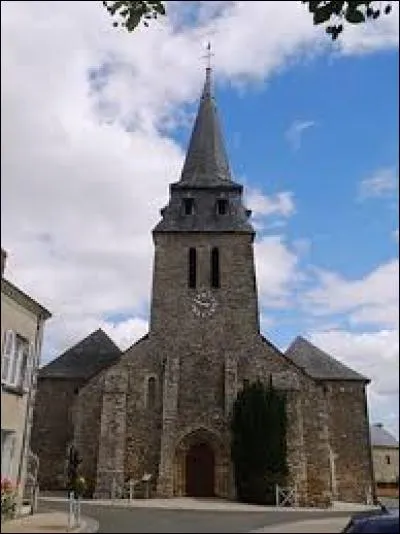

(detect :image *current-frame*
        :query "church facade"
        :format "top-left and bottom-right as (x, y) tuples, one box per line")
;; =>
(32, 68), (374, 507)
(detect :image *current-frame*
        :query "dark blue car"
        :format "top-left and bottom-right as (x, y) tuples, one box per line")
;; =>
(342, 507), (399, 533)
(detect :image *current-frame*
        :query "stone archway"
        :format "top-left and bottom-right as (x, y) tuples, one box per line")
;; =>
(186, 441), (215, 497)
(173, 427), (232, 498)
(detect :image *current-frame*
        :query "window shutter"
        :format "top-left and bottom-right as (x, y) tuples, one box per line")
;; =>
(23, 343), (35, 392)
(1, 330), (15, 384)
(11, 339), (24, 387)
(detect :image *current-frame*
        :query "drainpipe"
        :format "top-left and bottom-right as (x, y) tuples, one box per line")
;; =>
(16, 315), (42, 499)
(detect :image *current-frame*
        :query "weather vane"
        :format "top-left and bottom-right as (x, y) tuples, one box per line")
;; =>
(202, 42), (214, 69)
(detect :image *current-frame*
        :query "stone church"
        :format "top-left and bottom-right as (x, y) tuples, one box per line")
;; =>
(31, 67), (374, 507)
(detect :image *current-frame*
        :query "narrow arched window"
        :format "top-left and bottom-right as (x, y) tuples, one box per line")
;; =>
(211, 247), (220, 288)
(217, 199), (228, 215)
(147, 376), (156, 409)
(183, 198), (195, 215)
(188, 248), (197, 288)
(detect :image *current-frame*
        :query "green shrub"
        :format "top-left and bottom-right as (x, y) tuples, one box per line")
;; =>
(231, 379), (288, 505)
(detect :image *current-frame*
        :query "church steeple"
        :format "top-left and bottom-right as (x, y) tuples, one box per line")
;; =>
(179, 66), (233, 187)
(153, 60), (253, 235)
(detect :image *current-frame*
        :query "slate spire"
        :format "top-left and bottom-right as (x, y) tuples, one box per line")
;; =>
(179, 65), (233, 186)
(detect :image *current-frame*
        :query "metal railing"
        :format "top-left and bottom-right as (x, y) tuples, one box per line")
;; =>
(275, 484), (298, 507)
(110, 475), (153, 501)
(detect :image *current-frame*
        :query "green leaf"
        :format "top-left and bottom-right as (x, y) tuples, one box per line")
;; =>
(125, 11), (142, 31)
(307, 1), (323, 13)
(313, 4), (335, 25)
(108, 1), (126, 16)
(345, 7), (365, 23)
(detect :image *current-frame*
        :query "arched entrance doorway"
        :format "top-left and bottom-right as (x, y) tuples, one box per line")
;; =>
(186, 441), (215, 497)
(173, 427), (232, 498)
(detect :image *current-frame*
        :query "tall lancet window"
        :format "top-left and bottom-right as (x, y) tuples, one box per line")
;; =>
(211, 247), (220, 288)
(147, 376), (156, 409)
(188, 248), (197, 289)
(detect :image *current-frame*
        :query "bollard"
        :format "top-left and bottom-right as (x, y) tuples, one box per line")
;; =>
(129, 480), (134, 502)
(68, 491), (74, 530)
(75, 497), (81, 528)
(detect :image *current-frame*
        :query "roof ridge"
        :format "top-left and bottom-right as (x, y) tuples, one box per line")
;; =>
(285, 335), (369, 382)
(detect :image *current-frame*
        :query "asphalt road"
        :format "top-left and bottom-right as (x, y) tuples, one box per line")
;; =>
(39, 501), (356, 533)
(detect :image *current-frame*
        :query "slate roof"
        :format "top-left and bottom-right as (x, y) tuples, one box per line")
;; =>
(370, 424), (399, 448)
(39, 328), (121, 380)
(177, 67), (240, 189)
(285, 336), (369, 382)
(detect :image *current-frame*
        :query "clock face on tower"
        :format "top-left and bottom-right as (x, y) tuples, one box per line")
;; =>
(191, 290), (217, 318)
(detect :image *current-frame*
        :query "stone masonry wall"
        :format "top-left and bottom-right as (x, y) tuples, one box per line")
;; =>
(95, 366), (128, 498)
(73, 371), (105, 495)
(123, 337), (163, 494)
(325, 381), (373, 503)
(31, 377), (84, 490)
(301, 381), (332, 507)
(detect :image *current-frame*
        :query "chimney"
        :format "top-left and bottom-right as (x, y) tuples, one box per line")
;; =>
(1, 248), (7, 277)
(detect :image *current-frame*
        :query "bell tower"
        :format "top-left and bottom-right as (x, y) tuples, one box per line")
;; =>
(150, 65), (259, 341)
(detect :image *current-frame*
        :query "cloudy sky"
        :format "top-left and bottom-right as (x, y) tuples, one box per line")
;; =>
(1, 1), (398, 438)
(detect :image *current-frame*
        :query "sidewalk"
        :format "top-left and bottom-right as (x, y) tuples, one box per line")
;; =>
(1, 512), (98, 533)
(250, 516), (351, 533)
(40, 495), (378, 513)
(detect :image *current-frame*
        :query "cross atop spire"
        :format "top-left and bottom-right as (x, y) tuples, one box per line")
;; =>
(202, 42), (214, 70)
(201, 42), (214, 99)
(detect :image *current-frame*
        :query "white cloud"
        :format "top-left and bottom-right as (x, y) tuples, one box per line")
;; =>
(246, 189), (296, 218)
(285, 120), (316, 151)
(358, 168), (398, 200)
(304, 259), (399, 329)
(102, 317), (149, 352)
(1, 0), (398, 363)
(309, 329), (399, 438)
(393, 229), (399, 242)
(255, 236), (300, 308)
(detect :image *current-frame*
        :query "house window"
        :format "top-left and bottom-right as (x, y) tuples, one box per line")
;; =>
(146, 376), (156, 409)
(1, 330), (33, 390)
(386, 455), (391, 465)
(216, 199), (228, 215)
(1, 429), (16, 478)
(211, 247), (220, 288)
(183, 198), (195, 215)
(188, 248), (197, 289)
